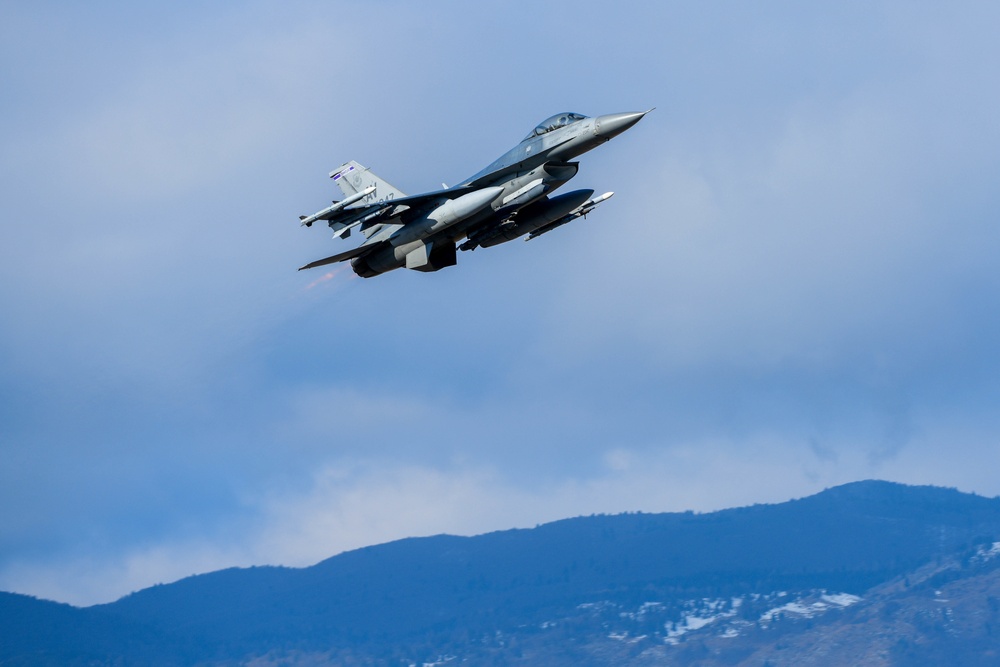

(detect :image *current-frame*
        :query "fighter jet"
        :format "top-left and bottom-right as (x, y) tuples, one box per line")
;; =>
(297, 110), (650, 277)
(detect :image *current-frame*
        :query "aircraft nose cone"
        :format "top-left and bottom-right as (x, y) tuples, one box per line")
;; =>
(594, 110), (649, 139)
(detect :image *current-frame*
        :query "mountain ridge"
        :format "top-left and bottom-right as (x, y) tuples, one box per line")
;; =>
(4, 479), (1000, 665)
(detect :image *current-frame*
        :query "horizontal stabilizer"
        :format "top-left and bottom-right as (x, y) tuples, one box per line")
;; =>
(298, 242), (385, 271)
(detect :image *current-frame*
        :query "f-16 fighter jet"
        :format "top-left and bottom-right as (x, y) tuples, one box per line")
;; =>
(298, 110), (650, 277)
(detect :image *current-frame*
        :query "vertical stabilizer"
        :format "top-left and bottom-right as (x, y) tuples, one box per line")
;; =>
(330, 161), (407, 200)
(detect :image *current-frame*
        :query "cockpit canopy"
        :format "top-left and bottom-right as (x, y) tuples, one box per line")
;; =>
(523, 112), (588, 141)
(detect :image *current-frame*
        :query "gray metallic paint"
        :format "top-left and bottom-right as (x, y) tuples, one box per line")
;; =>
(298, 110), (649, 277)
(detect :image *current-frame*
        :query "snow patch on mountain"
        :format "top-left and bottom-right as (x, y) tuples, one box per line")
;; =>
(662, 598), (743, 644)
(759, 591), (861, 625)
(972, 541), (1000, 564)
(580, 590), (862, 648)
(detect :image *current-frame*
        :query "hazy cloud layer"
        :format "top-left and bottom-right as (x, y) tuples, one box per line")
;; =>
(2, 1), (1000, 605)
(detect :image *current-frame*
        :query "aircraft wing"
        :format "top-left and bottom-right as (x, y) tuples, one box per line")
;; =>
(302, 185), (478, 226)
(298, 241), (387, 271)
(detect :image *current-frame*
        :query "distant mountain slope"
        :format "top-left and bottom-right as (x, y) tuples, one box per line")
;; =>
(0, 591), (182, 666)
(4, 480), (1000, 665)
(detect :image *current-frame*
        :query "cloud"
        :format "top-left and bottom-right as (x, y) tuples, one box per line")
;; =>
(0, 444), (846, 605)
(545, 90), (999, 373)
(3, 1), (1000, 608)
(9, 414), (1000, 607)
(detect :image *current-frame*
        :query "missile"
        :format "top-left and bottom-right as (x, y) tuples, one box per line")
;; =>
(333, 204), (402, 239)
(525, 191), (614, 241)
(299, 185), (376, 226)
(572, 191), (614, 216)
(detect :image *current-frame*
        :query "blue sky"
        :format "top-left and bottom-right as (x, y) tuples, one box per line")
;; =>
(3, 1), (1000, 605)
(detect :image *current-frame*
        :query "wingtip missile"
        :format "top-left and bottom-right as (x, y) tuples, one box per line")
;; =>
(299, 185), (376, 227)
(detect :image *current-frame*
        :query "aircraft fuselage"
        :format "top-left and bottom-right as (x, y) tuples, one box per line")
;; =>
(298, 111), (649, 277)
